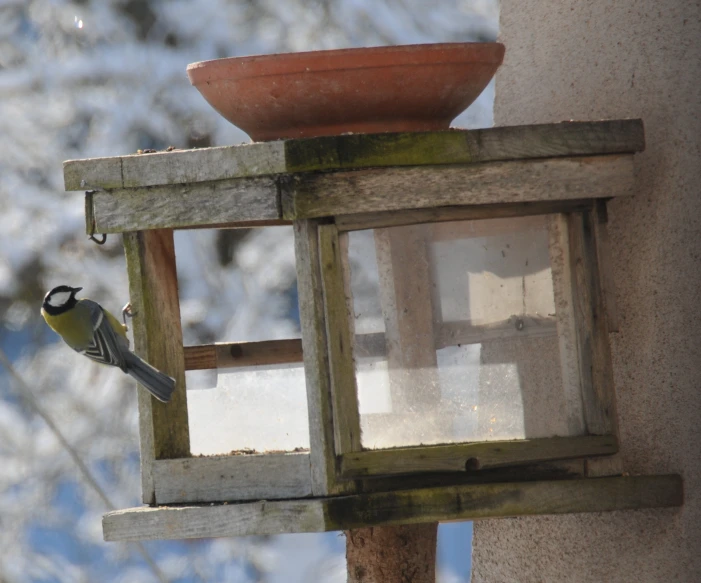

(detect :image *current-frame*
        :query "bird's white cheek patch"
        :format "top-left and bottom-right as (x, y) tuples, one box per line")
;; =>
(48, 291), (72, 307)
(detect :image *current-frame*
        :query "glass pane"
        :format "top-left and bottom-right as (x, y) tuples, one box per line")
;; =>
(188, 363), (310, 456)
(347, 215), (583, 450)
(174, 226), (309, 456)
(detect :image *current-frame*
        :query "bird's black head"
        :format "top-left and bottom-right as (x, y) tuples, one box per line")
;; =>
(42, 285), (83, 315)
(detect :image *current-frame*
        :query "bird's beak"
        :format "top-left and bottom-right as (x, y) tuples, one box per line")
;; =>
(72, 287), (83, 293)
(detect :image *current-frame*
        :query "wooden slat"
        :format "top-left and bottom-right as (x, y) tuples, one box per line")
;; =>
(152, 453), (312, 503)
(338, 435), (617, 478)
(182, 316), (557, 372)
(322, 474), (681, 531)
(103, 474), (682, 541)
(567, 212), (619, 437)
(336, 200), (595, 232)
(318, 224), (363, 455)
(593, 200), (620, 332)
(65, 120), (644, 192)
(90, 177), (280, 234)
(294, 220), (355, 496)
(123, 230), (190, 503)
(104, 499), (326, 541)
(429, 213), (546, 241)
(548, 214), (587, 435)
(437, 315), (556, 347)
(283, 119), (644, 173)
(282, 155), (636, 220)
(358, 459), (586, 494)
(184, 339), (304, 370)
(64, 141), (286, 190)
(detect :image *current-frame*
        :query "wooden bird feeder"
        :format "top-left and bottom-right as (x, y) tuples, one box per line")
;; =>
(63, 119), (682, 543)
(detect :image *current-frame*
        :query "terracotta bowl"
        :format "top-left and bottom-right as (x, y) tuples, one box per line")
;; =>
(187, 43), (505, 142)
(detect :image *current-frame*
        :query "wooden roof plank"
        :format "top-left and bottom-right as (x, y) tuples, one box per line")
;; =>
(65, 119), (644, 191)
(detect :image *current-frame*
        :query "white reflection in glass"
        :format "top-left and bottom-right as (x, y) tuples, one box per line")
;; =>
(349, 216), (575, 450)
(188, 363), (310, 456)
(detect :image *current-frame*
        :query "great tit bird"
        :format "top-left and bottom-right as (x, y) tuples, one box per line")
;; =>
(41, 285), (175, 402)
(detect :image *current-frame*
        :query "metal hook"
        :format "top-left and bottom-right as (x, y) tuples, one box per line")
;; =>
(84, 186), (107, 245)
(89, 231), (107, 245)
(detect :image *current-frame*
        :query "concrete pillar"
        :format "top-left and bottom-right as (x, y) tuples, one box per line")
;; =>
(472, 2), (701, 581)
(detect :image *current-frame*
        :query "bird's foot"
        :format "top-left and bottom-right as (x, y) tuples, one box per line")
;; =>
(122, 303), (134, 328)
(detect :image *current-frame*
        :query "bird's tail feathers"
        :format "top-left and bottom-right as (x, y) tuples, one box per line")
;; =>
(123, 352), (175, 403)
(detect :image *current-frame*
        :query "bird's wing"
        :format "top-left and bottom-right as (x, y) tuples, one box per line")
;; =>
(77, 300), (130, 371)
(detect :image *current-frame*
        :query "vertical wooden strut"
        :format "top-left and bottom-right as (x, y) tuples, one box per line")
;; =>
(123, 229), (190, 504)
(318, 223), (363, 455)
(294, 219), (355, 496)
(567, 209), (622, 477)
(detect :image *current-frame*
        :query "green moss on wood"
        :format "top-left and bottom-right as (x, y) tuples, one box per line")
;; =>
(322, 474), (683, 531)
(284, 131), (475, 173)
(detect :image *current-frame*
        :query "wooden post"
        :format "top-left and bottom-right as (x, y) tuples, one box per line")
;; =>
(346, 524), (438, 583)
(344, 224), (441, 582)
(123, 229), (190, 504)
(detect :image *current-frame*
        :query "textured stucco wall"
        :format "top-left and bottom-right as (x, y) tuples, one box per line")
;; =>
(472, 2), (701, 582)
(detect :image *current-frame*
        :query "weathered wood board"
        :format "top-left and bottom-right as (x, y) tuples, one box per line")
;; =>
(294, 220), (356, 496)
(318, 224), (363, 455)
(103, 474), (682, 542)
(182, 316), (557, 370)
(335, 199), (594, 232)
(338, 435), (617, 478)
(152, 453), (312, 504)
(123, 229), (190, 503)
(92, 177), (279, 233)
(65, 119), (644, 191)
(65, 120), (644, 233)
(282, 155), (635, 220)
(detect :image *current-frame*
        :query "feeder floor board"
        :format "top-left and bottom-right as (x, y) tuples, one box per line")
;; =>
(102, 474), (682, 542)
(65, 119), (645, 234)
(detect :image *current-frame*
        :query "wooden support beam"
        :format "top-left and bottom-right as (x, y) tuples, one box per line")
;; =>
(593, 199), (620, 332)
(182, 315), (557, 371)
(67, 121), (643, 234)
(282, 155), (636, 220)
(294, 220), (356, 496)
(548, 214), (587, 435)
(102, 474), (683, 542)
(567, 212), (619, 437)
(89, 177), (280, 233)
(183, 339), (304, 370)
(338, 435), (617, 478)
(336, 199), (595, 232)
(318, 224), (363, 455)
(123, 229), (190, 504)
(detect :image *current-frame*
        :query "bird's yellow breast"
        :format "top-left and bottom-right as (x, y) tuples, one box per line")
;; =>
(41, 305), (95, 351)
(41, 300), (128, 352)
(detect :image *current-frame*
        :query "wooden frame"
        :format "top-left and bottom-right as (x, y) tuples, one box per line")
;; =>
(123, 230), (314, 504)
(67, 120), (644, 233)
(318, 204), (621, 479)
(59, 119), (686, 542)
